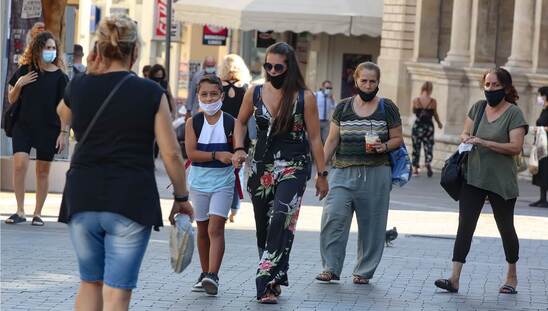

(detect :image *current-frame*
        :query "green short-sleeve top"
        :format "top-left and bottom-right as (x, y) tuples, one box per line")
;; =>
(331, 97), (401, 168)
(466, 100), (528, 200)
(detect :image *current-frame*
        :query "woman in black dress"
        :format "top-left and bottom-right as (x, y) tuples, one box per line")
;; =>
(530, 86), (548, 207)
(5, 31), (68, 226)
(219, 54), (252, 222)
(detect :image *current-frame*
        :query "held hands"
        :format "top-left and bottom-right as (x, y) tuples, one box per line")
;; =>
(169, 201), (194, 225)
(231, 150), (247, 168)
(315, 176), (328, 200)
(16, 71), (38, 88)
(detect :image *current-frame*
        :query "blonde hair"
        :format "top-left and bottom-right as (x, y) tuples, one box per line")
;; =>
(421, 81), (433, 94)
(353, 61), (381, 81)
(96, 15), (139, 64)
(219, 54), (251, 85)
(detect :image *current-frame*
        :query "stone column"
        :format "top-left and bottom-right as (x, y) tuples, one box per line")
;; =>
(441, 0), (472, 66)
(412, 0), (441, 63)
(469, 0), (498, 68)
(505, 0), (535, 69)
(532, 0), (548, 73)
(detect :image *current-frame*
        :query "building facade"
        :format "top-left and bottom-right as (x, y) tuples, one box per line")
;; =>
(378, 0), (548, 169)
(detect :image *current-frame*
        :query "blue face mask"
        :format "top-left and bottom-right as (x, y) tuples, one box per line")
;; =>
(204, 67), (216, 74)
(42, 50), (56, 64)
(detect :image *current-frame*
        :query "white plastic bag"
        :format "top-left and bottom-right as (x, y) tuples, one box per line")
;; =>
(536, 127), (548, 160)
(169, 214), (195, 273)
(528, 145), (539, 175)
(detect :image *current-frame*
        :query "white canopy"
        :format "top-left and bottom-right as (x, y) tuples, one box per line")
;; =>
(173, 0), (383, 37)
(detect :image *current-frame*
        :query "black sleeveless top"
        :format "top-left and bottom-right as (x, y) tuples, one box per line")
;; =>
(221, 81), (247, 118)
(413, 98), (435, 123)
(252, 85), (310, 165)
(59, 72), (165, 228)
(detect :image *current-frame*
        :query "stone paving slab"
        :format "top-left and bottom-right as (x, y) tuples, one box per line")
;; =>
(1, 221), (547, 311)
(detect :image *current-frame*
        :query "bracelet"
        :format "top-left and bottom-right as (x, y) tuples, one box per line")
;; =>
(61, 130), (69, 134)
(234, 147), (246, 152)
(212, 151), (216, 160)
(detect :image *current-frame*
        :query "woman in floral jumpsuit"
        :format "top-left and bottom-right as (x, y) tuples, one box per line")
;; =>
(232, 42), (328, 304)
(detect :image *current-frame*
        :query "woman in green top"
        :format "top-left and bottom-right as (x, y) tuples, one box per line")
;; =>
(316, 62), (403, 284)
(435, 68), (528, 295)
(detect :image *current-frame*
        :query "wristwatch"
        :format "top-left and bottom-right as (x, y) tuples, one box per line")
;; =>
(317, 171), (329, 177)
(173, 193), (189, 202)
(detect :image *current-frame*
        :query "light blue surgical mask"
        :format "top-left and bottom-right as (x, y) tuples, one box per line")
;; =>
(204, 67), (216, 74)
(42, 50), (56, 63)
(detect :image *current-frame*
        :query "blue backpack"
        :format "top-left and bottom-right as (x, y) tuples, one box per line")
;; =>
(378, 99), (412, 187)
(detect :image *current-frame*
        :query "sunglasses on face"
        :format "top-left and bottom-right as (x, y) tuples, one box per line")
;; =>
(263, 62), (286, 74)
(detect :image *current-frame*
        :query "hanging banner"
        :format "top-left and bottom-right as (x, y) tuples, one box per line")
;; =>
(154, 0), (181, 42)
(202, 25), (228, 46)
(21, 0), (42, 19)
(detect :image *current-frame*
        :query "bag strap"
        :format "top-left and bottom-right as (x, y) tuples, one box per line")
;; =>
(253, 85), (263, 110)
(192, 112), (205, 138)
(74, 73), (133, 154)
(472, 101), (487, 136)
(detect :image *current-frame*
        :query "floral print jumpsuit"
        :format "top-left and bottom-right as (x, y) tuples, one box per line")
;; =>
(248, 85), (311, 299)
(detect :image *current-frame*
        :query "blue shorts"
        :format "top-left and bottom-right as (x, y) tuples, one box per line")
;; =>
(69, 211), (152, 289)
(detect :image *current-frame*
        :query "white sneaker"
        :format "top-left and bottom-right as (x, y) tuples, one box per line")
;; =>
(201, 273), (219, 296)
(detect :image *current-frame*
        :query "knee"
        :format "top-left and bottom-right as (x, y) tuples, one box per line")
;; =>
(36, 167), (50, 180)
(208, 225), (224, 239)
(102, 286), (131, 305)
(13, 161), (27, 175)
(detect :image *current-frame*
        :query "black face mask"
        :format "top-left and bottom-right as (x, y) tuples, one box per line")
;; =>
(268, 72), (287, 89)
(484, 89), (506, 107)
(357, 87), (379, 102)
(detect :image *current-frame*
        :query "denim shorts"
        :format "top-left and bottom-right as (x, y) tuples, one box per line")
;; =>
(69, 211), (152, 289)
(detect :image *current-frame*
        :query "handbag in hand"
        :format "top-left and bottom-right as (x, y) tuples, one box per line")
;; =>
(440, 101), (486, 201)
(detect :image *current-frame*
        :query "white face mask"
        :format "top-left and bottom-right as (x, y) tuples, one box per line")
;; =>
(537, 96), (546, 107)
(324, 88), (332, 96)
(199, 99), (223, 116)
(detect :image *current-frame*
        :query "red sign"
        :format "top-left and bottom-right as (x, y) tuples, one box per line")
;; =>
(202, 25), (228, 46)
(155, 0), (168, 37)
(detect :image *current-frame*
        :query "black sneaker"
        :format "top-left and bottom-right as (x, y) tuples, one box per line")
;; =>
(191, 272), (207, 292)
(201, 272), (219, 296)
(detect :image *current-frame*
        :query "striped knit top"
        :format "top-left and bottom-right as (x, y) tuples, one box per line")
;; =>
(331, 97), (401, 168)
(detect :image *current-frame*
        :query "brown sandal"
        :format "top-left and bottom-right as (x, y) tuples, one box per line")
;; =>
(352, 275), (369, 284)
(258, 292), (277, 304)
(315, 271), (340, 283)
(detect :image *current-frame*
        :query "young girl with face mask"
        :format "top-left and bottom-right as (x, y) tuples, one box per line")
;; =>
(184, 75), (236, 297)
(5, 31), (68, 226)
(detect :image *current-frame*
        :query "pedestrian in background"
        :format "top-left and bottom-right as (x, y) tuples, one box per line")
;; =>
(317, 62), (402, 285)
(5, 31), (68, 226)
(435, 68), (527, 295)
(315, 80), (336, 142)
(57, 15), (193, 310)
(142, 64), (151, 78)
(530, 86), (548, 208)
(72, 44), (86, 75)
(186, 56), (217, 118)
(185, 75), (235, 296)
(411, 81), (442, 177)
(219, 54), (253, 222)
(232, 42), (328, 304)
(148, 64), (176, 118)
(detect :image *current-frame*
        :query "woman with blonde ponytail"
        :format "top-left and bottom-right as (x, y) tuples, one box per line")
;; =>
(57, 15), (193, 310)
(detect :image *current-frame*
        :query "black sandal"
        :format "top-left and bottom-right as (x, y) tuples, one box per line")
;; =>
(499, 284), (517, 294)
(5, 213), (26, 224)
(31, 216), (44, 226)
(434, 279), (458, 293)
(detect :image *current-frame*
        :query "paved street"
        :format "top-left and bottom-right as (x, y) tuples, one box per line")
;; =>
(1, 165), (548, 310)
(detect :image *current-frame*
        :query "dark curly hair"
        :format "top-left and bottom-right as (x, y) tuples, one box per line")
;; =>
(19, 31), (64, 71)
(539, 86), (548, 99)
(481, 67), (519, 104)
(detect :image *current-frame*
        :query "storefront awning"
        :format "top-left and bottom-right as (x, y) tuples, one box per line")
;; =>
(173, 0), (383, 37)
